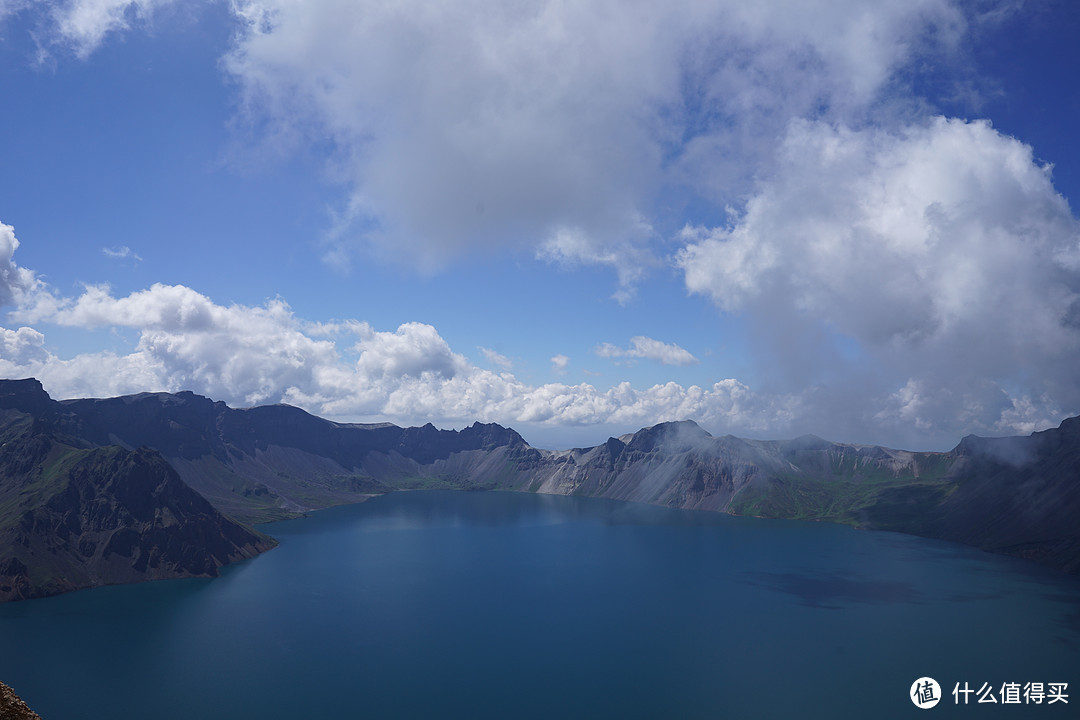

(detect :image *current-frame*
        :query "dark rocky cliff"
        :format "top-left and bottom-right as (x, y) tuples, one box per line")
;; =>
(51, 388), (543, 522)
(926, 417), (1080, 573)
(0, 380), (276, 602)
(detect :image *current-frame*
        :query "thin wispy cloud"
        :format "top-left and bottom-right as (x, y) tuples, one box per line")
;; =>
(549, 354), (570, 376)
(595, 337), (699, 367)
(479, 347), (512, 371)
(102, 246), (142, 262)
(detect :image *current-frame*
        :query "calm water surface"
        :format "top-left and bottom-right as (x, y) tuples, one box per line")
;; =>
(2, 490), (1078, 719)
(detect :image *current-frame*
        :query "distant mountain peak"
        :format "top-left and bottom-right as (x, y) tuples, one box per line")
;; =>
(788, 433), (829, 446)
(656, 419), (709, 433)
(625, 419), (713, 453)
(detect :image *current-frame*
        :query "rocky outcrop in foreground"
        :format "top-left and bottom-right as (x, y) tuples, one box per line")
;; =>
(0, 680), (42, 720)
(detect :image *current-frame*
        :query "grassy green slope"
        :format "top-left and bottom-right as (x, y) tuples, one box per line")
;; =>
(727, 450), (958, 531)
(0, 408), (277, 602)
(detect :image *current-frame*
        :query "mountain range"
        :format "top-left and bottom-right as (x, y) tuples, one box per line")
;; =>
(1, 377), (1077, 601)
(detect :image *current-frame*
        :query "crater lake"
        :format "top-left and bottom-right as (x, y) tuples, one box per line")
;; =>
(1, 490), (1078, 719)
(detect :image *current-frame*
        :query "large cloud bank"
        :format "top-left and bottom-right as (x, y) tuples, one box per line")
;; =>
(2, 0), (1079, 448)
(677, 118), (1080, 441)
(222, 0), (964, 289)
(0, 229), (794, 439)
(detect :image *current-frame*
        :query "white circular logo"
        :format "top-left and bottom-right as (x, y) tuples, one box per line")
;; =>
(911, 677), (941, 709)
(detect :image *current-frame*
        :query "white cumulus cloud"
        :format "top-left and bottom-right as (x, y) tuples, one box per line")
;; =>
(677, 117), (1080, 442)
(0, 222), (58, 320)
(0, 222), (39, 309)
(223, 0), (965, 290)
(3, 1), (1074, 449)
(0, 228), (798, 443)
(0, 325), (48, 367)
(353, 322), (469, 380)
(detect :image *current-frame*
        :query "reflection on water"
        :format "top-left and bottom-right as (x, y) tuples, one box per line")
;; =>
(271, 489), (737, 535)
(743, 569), (924, 608)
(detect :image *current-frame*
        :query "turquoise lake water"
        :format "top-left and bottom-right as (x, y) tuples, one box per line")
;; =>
(1, 490), (1078, 719)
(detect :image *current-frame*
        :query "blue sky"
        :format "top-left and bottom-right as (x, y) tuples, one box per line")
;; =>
(1, 0), (1078, 450)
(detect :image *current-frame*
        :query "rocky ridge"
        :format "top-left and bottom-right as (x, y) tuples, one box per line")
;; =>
(1, 378), (1078, 602)
(0, 379), (276, 602)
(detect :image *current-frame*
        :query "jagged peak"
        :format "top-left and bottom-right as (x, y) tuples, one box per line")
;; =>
(467, 420), (511, 431)
(459, 421), (528, 448)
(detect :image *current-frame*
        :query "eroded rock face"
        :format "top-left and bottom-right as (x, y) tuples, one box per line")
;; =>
(929, 417), (1080, 573)
(0, 386), (277, 603)
(0, 680), (43, 720)
(51, 386), (545, 522)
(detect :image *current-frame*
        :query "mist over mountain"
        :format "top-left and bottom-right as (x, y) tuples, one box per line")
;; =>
(1, 378), (1077, 602)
